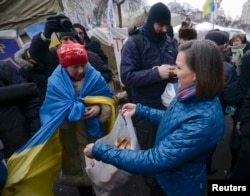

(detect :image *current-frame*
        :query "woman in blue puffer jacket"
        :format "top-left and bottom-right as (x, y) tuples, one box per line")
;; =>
(84, 40), (225, 196)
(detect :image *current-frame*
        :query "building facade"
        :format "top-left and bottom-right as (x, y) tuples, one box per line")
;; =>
(241, 0), (250, 25)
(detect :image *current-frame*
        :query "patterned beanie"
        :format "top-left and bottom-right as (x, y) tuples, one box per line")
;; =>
(57, 41), (88, 67)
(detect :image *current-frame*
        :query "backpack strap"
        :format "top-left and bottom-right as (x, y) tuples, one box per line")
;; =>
(128, 26), (144, 68)
(131, 33), (144, 56)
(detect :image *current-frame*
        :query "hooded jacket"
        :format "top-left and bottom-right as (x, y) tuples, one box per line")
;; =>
(120, 3), (177, 109)
(120, 21), (177, 109)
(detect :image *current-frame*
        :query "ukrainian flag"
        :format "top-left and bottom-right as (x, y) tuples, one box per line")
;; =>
(203, 0), (215, 17)
(2, 129), (62, 196)
(2, 64), (116, 195)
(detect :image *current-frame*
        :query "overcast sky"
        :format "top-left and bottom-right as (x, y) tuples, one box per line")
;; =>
(147, 0), (246, 19)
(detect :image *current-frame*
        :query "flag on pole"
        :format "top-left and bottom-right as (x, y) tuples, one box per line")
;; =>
(202, 0), (215, 17)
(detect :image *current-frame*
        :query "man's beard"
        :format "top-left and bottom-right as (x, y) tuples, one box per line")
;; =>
(152, 31), (167, 43)
(155, 32), (167, 41)
(148, 24), (167, 43)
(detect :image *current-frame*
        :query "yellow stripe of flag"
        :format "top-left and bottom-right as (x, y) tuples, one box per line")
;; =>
(203, 0), (215, 17)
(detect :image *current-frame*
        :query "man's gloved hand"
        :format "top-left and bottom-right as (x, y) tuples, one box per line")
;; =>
(56, 14), (72, 31)
(43, 15), (60, 39)
(43, 14), (72, 39)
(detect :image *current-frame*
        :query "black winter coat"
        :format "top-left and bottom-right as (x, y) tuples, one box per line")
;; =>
(14, 48), (50, 105)
(0, 61), (40, 157)
(220, 61), (242, 112)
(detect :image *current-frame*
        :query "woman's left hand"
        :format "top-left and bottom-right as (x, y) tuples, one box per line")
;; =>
(84, 143), (94, 158)
(83, 105), (101, 119)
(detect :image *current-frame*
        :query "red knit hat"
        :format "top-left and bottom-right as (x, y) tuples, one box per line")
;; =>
(57, 41), (88, 67)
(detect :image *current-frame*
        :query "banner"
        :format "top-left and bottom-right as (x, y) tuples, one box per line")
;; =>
(110, 28), (127, 86)
(0, 30), (23, 71)
(107, 0), (116, 42)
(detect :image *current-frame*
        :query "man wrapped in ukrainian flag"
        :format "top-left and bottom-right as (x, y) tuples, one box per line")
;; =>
(2, 41), (116, 196)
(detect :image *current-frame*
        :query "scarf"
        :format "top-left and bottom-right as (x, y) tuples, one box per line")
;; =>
(231, 44), (246, 66)
(176, 83), (195, 101)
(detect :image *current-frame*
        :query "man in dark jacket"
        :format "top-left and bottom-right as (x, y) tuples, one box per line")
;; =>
(205, 30), (242, 112)
(0, 61), (40, 158)
(225, 50), (250, 179)
(205, 30), (242, 175)
(120, 3), (178, 195)
(230, 87), (250, 179)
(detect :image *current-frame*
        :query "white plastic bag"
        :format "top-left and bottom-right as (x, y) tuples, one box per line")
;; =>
(85, 113), (139, 195)
(161, 83), (178, 107)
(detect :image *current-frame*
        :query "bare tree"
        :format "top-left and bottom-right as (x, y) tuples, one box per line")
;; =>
(93, 0), (147, 27)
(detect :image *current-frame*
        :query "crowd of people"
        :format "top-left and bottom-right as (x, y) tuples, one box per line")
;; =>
(1, 2), (250, 196)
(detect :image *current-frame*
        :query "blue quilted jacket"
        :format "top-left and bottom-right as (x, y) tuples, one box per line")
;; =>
(93, 95), (224, 196)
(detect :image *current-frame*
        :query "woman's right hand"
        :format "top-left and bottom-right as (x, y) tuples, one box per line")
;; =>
(119, 103), (136, 117)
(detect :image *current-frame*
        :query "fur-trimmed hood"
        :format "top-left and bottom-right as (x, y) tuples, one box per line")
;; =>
(14, 48), (34, 70)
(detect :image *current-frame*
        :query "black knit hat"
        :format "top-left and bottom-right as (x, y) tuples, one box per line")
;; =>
(58, 31), (76, 40)
(205, 30), (229, 45)
(147, 2), (171, 26)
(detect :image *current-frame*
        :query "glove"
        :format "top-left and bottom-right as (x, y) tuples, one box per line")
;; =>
(43, 14), (72, 39)
(43, 15), (60, 39)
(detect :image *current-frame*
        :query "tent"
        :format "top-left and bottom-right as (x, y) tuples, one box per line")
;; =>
(0, 0), (63, 41)
(174, 22), (246, 40)
(88, 27), (128, 77)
